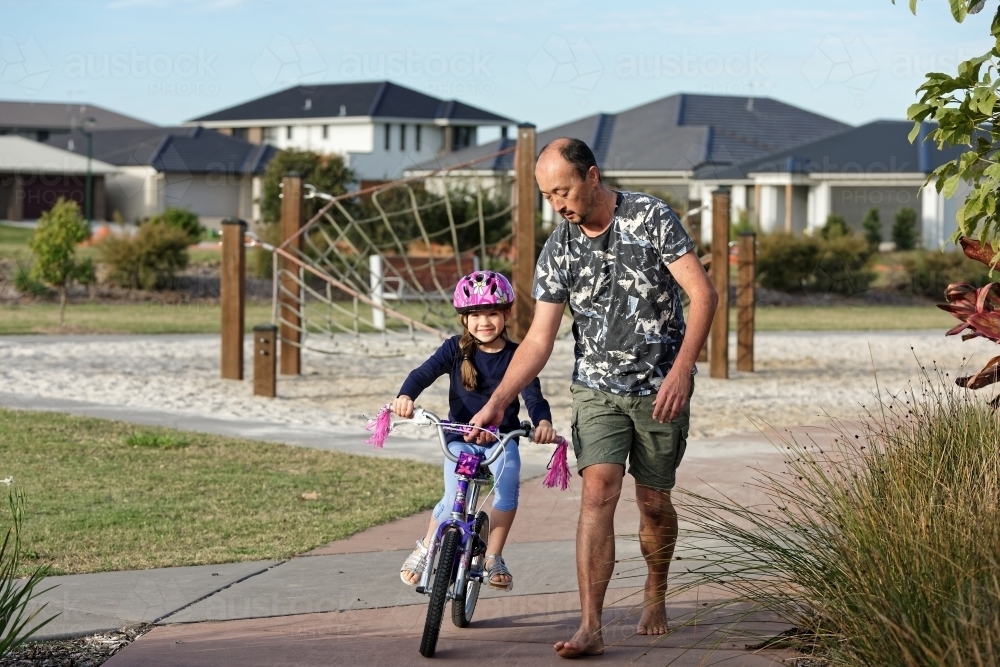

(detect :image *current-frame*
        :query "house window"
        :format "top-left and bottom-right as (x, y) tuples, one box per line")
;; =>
(384, 124), (391, 151)
(232, 127), (248, 140)
(400, 125), (406, 151)
(286, 126), (293, 140)
(416, 125), (422, 151)
(322, 125), (328, 139)
(263, 127), (278, 143)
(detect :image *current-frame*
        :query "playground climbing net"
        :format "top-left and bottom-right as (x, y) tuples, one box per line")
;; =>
(259, 148), (518, 356)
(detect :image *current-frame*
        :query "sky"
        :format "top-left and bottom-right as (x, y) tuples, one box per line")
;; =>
(0, 0), (992, 138)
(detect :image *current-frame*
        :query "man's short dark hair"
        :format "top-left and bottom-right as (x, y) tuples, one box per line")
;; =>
(542, 137), (600, 182)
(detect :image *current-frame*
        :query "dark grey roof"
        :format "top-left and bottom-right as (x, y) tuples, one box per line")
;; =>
(0, 100), (155, 131)
(696, 120), (966, 180)
(412, 93), (849, 174)
(190, 81), (513, 124)
(45, 126), (276, 175)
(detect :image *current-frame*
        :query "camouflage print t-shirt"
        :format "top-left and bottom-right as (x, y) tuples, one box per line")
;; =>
(532, 191), (697, 396)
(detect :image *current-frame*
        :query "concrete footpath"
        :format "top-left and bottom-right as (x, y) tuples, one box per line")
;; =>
(16, 430), (815, 666)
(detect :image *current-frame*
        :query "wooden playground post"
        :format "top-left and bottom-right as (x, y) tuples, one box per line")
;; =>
(253, 323), (278, 397)
(710, 189), (730, 379)
(737, 233), (756, 372)
(220, 217), (246, 380)
(511, 123), (536, 341)
(280, 173), (304, 375)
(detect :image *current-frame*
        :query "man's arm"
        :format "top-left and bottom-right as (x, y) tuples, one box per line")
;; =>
(465, 300), (565, 442)
(652, 251), (717, 423)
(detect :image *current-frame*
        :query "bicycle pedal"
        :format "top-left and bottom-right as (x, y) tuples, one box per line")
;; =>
(415, 586), (426, 594)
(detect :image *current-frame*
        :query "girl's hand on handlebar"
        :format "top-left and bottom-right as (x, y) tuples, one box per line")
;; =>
(533, 420), (556, 444)
(392, 395), (415, 419)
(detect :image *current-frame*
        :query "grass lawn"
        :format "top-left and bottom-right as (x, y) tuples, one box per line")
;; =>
(0, 301), (450, 335)
(0, 409), (441, 576)
(0, 302), (276, 335)
(737, 304), (955, 331)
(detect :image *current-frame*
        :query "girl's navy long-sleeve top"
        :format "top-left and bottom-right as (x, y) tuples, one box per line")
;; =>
(397, 336), (552, 433)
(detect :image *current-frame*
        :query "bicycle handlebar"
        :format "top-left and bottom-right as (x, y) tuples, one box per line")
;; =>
(411, 408), (530, 466)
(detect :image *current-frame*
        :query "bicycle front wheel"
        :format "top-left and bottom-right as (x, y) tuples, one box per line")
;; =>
(419, 528), (460, 658)
(453, 511), (489, 628)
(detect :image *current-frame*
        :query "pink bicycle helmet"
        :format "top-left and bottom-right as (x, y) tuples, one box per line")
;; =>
(453, 271), (515, 313)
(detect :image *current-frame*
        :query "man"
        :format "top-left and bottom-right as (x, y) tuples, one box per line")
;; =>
(466, 137), (717, 658)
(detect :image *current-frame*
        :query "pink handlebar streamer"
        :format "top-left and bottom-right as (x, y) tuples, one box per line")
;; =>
(542, 437), (571, 491)
(365, 404), (393, 448)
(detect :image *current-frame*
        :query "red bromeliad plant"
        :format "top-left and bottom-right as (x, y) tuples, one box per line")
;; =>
(938, 238), (1000, 407)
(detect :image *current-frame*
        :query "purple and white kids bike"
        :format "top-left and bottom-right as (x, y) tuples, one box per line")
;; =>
(409, 408), (528, 658)
(365, 403), (569, 658)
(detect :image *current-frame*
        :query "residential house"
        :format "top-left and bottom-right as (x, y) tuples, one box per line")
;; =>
(695, 120), (968, 248)
(408, 92), (850, 229)
(185, 81), (513, 182)
(47, 127), (275, 228)
(0, 135), (117, 221)
(0, 100), (154, 142)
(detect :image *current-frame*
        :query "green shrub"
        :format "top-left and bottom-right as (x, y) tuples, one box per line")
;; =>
(813, 233), (876, 295)
(902, 248), (992, 298)
(756, 232), (819, 292)
(861, 207), (882, 250)
(148, 208), (203, 244)
(671, 378), (1000, 666)
(892, 207), (919, 251)
(820, 214), (850, 240)
(99, 223), (190, 290)
(756, 232), (874, 295)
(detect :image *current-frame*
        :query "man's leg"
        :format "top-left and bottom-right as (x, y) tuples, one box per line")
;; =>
(634, 483), (677, 635)
(554, 463), (623, 658)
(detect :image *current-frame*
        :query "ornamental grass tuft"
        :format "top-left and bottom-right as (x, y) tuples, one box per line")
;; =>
(670, 369), (1000, 666)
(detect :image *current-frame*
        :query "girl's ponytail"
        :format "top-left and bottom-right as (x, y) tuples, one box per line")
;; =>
(459, 324), (478, 391)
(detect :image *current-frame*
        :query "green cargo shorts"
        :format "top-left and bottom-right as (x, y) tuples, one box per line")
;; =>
(570, 380), (692, 491)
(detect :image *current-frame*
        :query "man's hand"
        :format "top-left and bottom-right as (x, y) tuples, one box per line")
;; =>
(392, 395), (415, 419)
(532, 420), (556, 444)
(466, 402), (506, 444)
(652, 371), (691, 423)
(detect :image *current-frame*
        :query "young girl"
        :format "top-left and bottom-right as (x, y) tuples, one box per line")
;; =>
(393, 270), (557, 591)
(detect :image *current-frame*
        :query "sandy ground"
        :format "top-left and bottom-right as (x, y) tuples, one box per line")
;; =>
(1, 329), (998, 439)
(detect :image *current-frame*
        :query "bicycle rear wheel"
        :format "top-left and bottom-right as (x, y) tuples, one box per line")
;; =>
(452, 511), (489, 628)
(419, 528), (459, 658)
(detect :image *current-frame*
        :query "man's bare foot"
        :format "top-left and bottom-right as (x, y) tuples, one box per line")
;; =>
(636, 582), (669, 635)
(554, 627), (604, 658)
(636, 605), (669, 635)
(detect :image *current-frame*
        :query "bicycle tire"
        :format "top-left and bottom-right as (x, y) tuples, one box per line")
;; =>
(419, 528), (460, 658)
(452, 511), (489, 628)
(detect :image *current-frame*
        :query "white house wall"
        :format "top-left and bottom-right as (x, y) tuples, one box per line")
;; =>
(104, 165), (157, 222)
(348, 123), (448, 181)
(806, 182), (831, 232)
(758, 185), (779, 233)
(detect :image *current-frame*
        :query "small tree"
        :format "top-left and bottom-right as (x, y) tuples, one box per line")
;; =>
(861, 207), (882, 250)
(892, 206), (919, 250)
(259, 150), (356, 224)
(28, 198), (94, 327)
(820, 214), (851, 239)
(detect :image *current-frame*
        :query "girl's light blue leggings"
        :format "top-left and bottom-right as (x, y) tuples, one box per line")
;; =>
(432, 438), (520, 521)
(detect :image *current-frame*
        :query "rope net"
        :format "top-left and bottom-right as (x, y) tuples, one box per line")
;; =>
(267, 148), (518, 355)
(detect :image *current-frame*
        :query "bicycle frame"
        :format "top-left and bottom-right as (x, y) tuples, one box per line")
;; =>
(410, 409), (528, 597)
